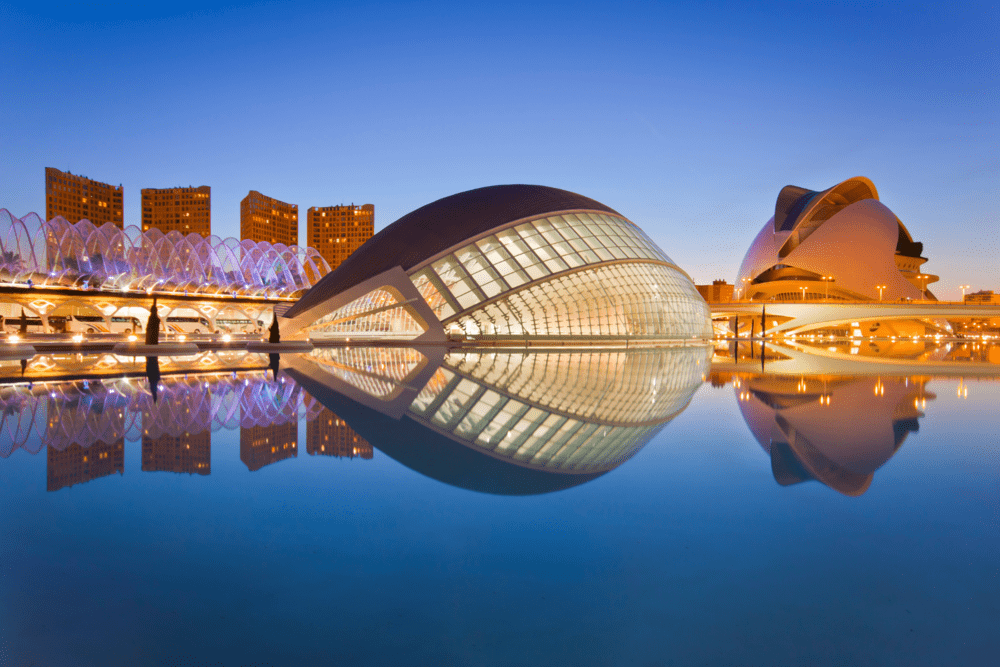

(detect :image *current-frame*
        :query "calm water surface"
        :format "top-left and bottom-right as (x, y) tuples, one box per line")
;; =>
(0, 346), (997, 666)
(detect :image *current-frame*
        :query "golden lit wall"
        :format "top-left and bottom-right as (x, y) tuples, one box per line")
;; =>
(45, 167), (124, 228)
(142, 431), (211, 475)
(141, 185), (211, 236)
(240, 422), (297, 471)
(241, 190), (298, 246)
(306, 408), (373, 459)
(47, 440), (124, 491)
(306, 203), (374, 269)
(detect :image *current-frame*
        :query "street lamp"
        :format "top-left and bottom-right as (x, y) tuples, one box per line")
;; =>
(960, 284), (970, 301)
(821, 276), (834, 300)
(799, 286), (808, 301)
(741, 277), (750, 301)
(918, 274), (929, 300)
(876, 285), (886, 302)
(736, 287), (743, 301)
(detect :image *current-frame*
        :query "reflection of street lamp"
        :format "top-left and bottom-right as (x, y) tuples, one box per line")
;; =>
(876, 285), (886, 302)
(960, 284), (970, 301)
(821, 276), (834, 300)
(799, 286), (808, 301)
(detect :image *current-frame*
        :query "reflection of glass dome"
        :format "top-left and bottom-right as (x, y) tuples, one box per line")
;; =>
(0, 371), (309, 459)
(0, 209), (330, 297)
(734, 374), (933, 496)
(282, 185), (711, 341)
(285, 345), (711, 494)
(736, 177), (937, 302)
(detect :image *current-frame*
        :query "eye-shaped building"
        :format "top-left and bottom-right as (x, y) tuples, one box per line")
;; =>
(281, 185), (711, 341)
(736, 177), (937, 302)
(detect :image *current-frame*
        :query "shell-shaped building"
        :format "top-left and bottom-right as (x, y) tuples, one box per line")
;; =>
(735, 374), (931, 496)
(0, 209), (330, 298)
(736, 177), (937, 302)
(282, 185), (711, 341)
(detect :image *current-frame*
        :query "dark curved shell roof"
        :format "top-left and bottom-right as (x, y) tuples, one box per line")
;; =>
(286, 184), (621, 318)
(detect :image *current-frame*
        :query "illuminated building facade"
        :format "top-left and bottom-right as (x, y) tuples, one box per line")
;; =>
(282, 185), (712, 341)
(736, 177), (938, 302)
(306, 408), (372, 459)
(965, 290), (999, 305)
(696, 280), (734, 303)
(142, 432), (211, 475)
(47, 440), (124, 492)
(141, 185), (211, 236)
(240, 422), (297, 471)
(241, 190), (298, 246)
(307, 203), (374, 270)
(45, 167), (123, 228)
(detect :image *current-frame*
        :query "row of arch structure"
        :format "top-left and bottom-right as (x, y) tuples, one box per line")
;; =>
(0, 210), (331, 298)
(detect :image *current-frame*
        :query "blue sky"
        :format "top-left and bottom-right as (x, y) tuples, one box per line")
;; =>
(1, 0), (996, 297)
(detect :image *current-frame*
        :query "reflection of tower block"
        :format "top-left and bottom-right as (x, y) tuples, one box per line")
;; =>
(47, 440), (124, 492)
(240, 423), (297, 471)
(306, 408), (373, 459)
(142, 431), (210, 475)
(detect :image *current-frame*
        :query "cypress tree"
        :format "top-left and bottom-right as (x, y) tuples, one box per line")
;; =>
(145, 298), (160, 345)
(269, 315), (280, 344)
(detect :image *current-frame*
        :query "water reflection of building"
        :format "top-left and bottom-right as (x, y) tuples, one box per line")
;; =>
(47, 440), (124, 491)
(240, 423), (297, 471)
(306, 407), (372, 459)
(730, 373), (934, 496)
(142, 431), (210, 475)
(285, 344), (711, 494)
(1, 372), (311, 486)
(238, 378), (303, 472)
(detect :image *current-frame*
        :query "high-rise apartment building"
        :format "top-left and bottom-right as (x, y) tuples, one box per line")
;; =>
(141, 185), (211, 236)
(142, 431), (211, 475)
(240, 422), (297, 472)
(45, 167), (123, 227)
(47, 440), (124, 492)
(307, 408), (373, 459)
(306, 203), (374, 270)
(240, 190), (298, 246)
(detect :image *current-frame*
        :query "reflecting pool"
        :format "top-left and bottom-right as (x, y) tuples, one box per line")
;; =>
(1, 345), (997, 665)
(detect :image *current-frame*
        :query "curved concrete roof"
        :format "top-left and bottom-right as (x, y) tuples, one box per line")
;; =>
(773, 176), (879, 233)
(285, 185), (621, 319)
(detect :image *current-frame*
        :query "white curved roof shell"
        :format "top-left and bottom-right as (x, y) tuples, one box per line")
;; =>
(736, 177), (930, 302)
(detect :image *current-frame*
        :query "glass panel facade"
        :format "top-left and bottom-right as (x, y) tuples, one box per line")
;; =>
(460, 262), (711, 338)
(306, 288), (426, 338)
(405, 346), (710, 472)
(306, 347), (428, 399)
(407, 211), (707, 339)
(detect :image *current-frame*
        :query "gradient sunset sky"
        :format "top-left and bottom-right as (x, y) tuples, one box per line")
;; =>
(1, 1), (996, 298)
